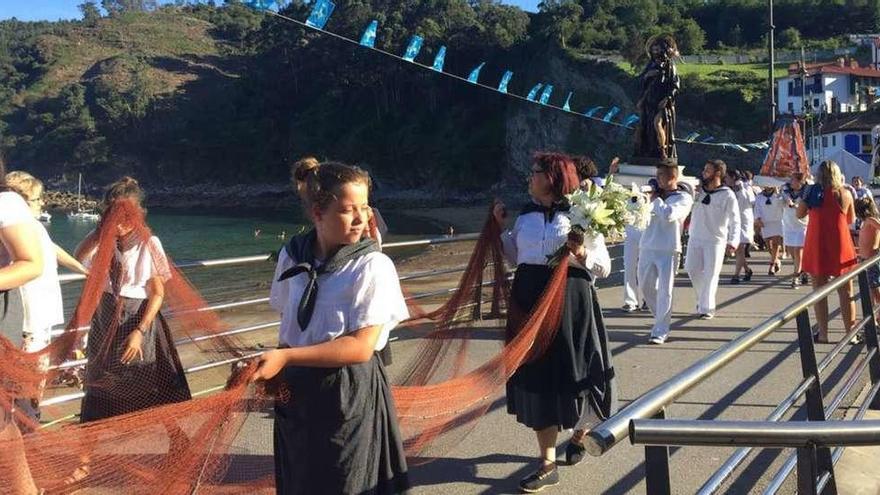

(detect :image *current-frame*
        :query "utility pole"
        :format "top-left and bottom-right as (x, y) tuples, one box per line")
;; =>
(768, 0), (776, 131)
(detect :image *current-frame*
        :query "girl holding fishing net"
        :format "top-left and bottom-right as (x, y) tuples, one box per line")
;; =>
(494, 152), (617, 493)
(253, 162), (410, 494)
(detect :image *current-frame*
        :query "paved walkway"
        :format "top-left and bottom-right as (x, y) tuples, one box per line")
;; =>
(398, 248), (874, 494)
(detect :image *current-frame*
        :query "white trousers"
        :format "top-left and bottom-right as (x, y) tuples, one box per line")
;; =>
(684, 241), (727, 314)
(638, 249), (679, 338)
(623, 229), (643, 307)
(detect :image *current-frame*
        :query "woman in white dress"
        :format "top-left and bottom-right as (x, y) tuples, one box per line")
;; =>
(754, 185), (785, 276)
(782, 172), (810, 288)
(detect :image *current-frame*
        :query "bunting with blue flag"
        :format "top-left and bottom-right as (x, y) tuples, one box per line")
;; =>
(467, 62), (485, 83)
(526, 84), (543, 101)
(239, 2), (768, 154)
(359, 20), (378, 47)
(498, 71), (513, 94)
(603, 106), (620, 122)
(432, 46), (446, 72)
(305, 0), (335, 29)
(538, 85), (553, 105)
(402, 35), (423, 62)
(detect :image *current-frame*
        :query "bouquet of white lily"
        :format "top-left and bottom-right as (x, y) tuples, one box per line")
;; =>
(546, 176), (631, 265)
(624, 183), (652, 231)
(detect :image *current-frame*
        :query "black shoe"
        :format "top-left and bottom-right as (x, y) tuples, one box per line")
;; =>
(743, 268), (753, 282)
(800, 272), (809, 285)
(565, 439), (587, 466)
(730, 276), (741, 285)
(520, 464), (559, 493)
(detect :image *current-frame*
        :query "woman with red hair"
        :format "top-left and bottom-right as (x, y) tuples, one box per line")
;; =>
(494, 152), (616, 492)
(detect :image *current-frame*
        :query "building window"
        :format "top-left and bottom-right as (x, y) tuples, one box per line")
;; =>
(788, 102), (794, 112)
(788, 81), (794, 94)
(863, 134), (873, 154)
(832, 135), (836, 147)
(822, 136), (828, 148)
(813, 98), (820, 109)
(815, 138), (820, 148)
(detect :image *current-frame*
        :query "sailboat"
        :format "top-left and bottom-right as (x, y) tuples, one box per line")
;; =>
(67, 173), (100, 222)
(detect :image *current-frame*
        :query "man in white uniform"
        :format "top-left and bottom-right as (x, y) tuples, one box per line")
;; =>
(638, 161), (694, 344)
(685, 159), (740, 319)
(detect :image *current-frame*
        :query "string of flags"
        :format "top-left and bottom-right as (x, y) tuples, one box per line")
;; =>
(245, 0), (770, 153)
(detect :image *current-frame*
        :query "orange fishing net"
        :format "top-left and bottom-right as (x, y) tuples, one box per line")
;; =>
(0, 200), (570, 493)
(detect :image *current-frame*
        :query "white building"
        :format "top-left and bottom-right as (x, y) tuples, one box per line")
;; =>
(805, 110), (880, 167)
(777, 58), (880, 116)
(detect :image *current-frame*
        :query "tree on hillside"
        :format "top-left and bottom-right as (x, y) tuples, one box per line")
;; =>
(78, 2), (101, 25)
(537, 0), (584, 49)
(101, 0), (158, 15)
(676, 18), (705, 53)
(777, 27), (801, 49)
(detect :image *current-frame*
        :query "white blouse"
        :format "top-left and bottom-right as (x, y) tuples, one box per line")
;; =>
(269, 249), (409, 351)
(754, 192), (785, 224)
(501, 210), (611, 278)
(83, 236), (172, 299)
(20, 222), (64, 334)
(0, 191), (35, 267)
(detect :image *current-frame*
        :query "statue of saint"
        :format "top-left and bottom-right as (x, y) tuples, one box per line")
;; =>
(634, 35), (680, 161)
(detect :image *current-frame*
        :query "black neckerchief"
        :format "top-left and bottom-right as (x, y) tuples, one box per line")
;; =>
(762, 190), (774, 205)
(783, 183), (803, 202)
(521, 199), (571, 222)
(277, 229), (379, 331)
(700, 185), (729, 205)
(657, 183), (690, 200)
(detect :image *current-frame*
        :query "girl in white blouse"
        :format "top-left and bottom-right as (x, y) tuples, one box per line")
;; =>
(75, 177), (190, 423)
(492, 152), (615, 493)
(253, 162), (409, 495)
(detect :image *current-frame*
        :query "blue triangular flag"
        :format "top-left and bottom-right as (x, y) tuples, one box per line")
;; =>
(432, 46), (447, 72)
(684, 132), (700, 142)
(603, 106), (620, 122)
(305, 0), (335, 29)
(584, 106), (603, 117)
(701, 136), (715, 143)
(467, 62), (486, 83)
(622, 113), (639, 127)
(538, 85), (554, 105)
(359, 20), (378, 47)
(246, 0), (273, 10)
(402, 35), (423, 62)
(562, 92), (573, 111)
(498, 71), (513, 94)
(526, 84), (543, 101)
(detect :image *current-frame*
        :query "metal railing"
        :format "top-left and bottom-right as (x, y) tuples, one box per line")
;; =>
(587, 250), (880, 495)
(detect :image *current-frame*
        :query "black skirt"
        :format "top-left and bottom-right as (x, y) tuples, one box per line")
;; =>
(0, 288), (24, 348)
(81, 293), (192, 423)
(274, 353), (409, 495)
(506, 264), (613, 430)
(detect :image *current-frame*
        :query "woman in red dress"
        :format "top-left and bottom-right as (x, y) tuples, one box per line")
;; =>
(798, 160), (858, 343)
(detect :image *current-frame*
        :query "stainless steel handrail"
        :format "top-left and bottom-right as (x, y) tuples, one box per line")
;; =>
(586, 250), (880, 457)
(57, 232), (484, 283)
(630, 419), (880, 448)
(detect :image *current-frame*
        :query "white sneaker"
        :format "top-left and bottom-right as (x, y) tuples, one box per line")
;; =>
(649, 335), (667, 345)
(621, 304), (638, 313)
(700, 312), (715, 320)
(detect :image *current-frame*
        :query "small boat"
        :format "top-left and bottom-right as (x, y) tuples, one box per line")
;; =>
(38, 211), (52, 223)
(68, 173), (100, 222)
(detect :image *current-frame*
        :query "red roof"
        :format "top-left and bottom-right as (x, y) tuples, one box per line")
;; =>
(787, 61), (880, 78)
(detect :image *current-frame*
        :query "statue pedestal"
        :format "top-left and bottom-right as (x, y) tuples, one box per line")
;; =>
(613, 163), (699, 189)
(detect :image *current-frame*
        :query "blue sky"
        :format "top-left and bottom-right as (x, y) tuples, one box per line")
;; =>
(1, 1), (542, 22)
